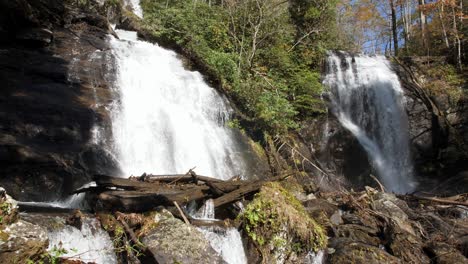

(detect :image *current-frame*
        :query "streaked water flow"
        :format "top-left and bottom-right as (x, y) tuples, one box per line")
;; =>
(324, 51), (415, 193)
(109, 30), (246, 179)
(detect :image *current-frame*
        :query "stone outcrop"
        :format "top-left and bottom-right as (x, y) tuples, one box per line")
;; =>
(393, 57), (468, 192)
(0, 0), (121, 201)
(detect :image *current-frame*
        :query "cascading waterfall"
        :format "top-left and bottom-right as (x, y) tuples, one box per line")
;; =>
(323, 51), (415, 193)
(47, 217), (117, 264)
(109, 30), (247, 179)
(195, 199), (248, 264)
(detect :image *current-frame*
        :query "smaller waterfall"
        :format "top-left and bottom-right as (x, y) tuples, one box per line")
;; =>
(194, 200), (248, 264)
(47, 217), (117, 264)
(324, 51), (415, 193)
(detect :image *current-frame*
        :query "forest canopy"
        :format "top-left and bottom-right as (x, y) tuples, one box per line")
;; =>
(140, 0), (465, 135)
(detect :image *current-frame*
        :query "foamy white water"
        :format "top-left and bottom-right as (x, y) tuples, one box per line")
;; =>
(194, 199), (247, 264)
(324, 51), (415, 193)
(109, 30), (246, 179)
(47, 218), (117, 264)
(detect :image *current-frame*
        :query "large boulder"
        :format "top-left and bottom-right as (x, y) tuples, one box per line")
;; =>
(140, 210), (224, 264)
(0, 220), (49, 262)
(372, 193), (430, 263)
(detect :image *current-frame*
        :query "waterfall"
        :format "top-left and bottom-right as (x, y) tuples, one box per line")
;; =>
(323, 51), (415, 193)
(109, 30), (246, 178)
(194, 200), (248, 264)
(47, 217), (117, 264)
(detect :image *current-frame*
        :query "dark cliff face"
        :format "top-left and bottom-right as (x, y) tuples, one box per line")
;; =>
(394, 57), (468, 193)
(0, 0), (120, 201)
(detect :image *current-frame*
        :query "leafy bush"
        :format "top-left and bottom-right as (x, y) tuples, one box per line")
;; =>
(140, 0), (335, 134)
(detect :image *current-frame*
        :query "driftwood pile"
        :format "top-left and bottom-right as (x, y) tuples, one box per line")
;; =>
(74, 170), (289, 216)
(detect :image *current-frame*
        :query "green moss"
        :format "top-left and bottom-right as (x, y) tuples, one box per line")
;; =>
(238, 182), (327, 257)
(248, 138), (267, 159)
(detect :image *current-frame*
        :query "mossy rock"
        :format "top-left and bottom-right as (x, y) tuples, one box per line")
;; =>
(238, 182), (327, 262)
(0, 188), (19, 228)
(0, 220), (49, 263)
(140, 210), (224, 264)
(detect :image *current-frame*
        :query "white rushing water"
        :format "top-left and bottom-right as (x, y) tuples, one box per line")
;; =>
(323, 51), (415, 193)
(47, 217), (117, 264)
(109, 29), (246, 179)
(195, 199), (248, 264)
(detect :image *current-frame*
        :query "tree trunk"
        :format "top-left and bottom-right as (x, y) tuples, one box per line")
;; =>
(451, 4), (462, 71)
(390, 0), (399, 56)
(438, 3), (450, 49)
(418, 0), (428, 53)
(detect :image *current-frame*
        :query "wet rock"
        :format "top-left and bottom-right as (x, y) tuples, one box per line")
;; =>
(15, 27), (53, 46)
(0, 0), (120, 201)
(329, 211), (343, 226)
(304, 199), (338, 220)
(372, 193), (430, 263)
(0, 220), (49, 262)
(372, 193), (414, 235)
(334, 224), (380, 247)
(328, 238), (401, 264)
(426, 242), (468, 264)
(141, 210), (224, 264)
(66, 209), (85, 229)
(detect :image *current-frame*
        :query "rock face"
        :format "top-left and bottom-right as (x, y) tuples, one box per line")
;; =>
(141, 210), (225, 264)
(0, 0), (121, 201)
(393, 57), (468, 192)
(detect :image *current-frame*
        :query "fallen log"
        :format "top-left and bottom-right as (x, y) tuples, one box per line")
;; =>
(77, 171), (292, 213)
(213, 181), (263, 207)
(144, 174), (225, 184)
(97, 186), (210, 212)
(213, 173), (292, 207)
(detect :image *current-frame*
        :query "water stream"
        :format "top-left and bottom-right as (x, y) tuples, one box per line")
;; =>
(323, 51), (415, 193)
(195, 199), (248, 264)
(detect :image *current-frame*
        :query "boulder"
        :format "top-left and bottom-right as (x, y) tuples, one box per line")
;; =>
(372, 193), (430, 263)
(0, 220), (49, 262)
(328, 238), (401, 264)
(140, 210), (224, 264)
(0, 187), (19, 227)
(334, 224), (380, 247)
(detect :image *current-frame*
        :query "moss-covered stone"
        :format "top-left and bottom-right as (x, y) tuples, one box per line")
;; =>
(139, 210), (223, 263)
(238, 182), (327, 262)
(0, 220), (49, 263)
(0, 188), (18, 228)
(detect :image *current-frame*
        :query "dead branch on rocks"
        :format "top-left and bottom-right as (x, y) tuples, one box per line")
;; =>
(74, 170), (292, 213)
